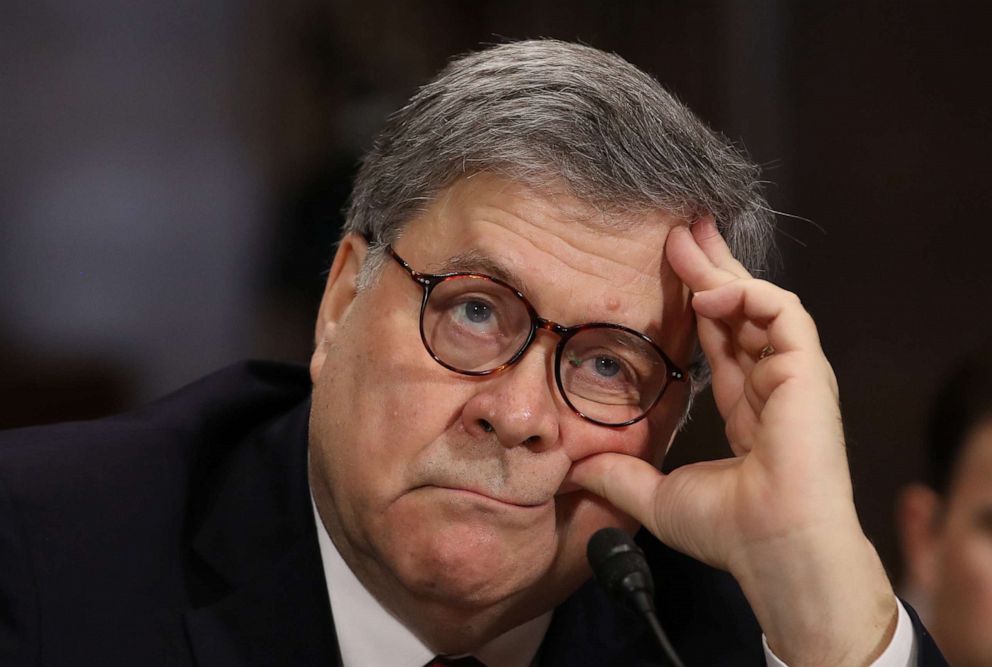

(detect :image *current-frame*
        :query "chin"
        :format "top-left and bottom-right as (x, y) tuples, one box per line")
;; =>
(385, 515), (557, 609)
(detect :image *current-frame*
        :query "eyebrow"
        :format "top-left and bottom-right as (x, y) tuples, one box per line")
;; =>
(431, 249), (534, 295)
(428, 248), (662, 339)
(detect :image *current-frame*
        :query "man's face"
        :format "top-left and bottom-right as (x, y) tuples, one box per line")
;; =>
(308, 174), (694, 633)
(927, 420), (992, 666)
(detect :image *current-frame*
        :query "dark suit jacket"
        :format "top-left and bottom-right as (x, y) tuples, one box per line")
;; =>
(0, 361), (947, 666)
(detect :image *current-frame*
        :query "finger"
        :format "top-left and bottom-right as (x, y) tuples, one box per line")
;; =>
(692, 280), (821, 356)
(697, 314), (748, 416)
(747, 352), (799, 405)
(709, 317), (773, 367)
(665, 224), (739, 293)
(735, 320), (771, 360)
(742, 353), (844, 473)
(725, 393), (759, 456)
(747, 347), (840, 407)
(691, 216), (752, 279)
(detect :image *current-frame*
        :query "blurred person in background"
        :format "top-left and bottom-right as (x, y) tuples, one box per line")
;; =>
(898, 346), (992, 667)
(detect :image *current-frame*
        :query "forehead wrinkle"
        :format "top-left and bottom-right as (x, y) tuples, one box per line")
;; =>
(517, 227), (670, 303)
(498, 202), (674, 291)
(505, 235), (671, 336)
(458, 187), (672, 291)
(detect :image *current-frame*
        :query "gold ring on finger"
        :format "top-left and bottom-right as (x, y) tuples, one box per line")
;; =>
(759, 344), (776, 360)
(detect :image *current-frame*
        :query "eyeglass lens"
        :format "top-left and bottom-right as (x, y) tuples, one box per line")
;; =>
(422, 274), (670, 425)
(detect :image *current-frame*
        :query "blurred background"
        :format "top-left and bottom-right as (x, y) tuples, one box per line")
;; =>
(2, 1), (989, 581)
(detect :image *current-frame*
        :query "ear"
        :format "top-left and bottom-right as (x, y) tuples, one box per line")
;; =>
(896, 483), (943, 594)
(310, 233), (367, 383)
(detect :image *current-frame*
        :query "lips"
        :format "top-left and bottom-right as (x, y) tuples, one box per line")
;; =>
(427, 485), (550, 509)
(413, 450), (568, 509)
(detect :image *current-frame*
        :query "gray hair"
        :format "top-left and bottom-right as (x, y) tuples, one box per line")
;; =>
(343, 39), (775, 396)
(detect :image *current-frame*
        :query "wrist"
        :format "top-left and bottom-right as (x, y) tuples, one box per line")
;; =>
(732, 528), (898, 667)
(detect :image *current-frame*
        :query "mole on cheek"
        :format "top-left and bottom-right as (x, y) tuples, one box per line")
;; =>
(604, 296), (622, 312)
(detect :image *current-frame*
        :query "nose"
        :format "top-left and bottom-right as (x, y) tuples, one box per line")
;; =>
(460, 338), (561, 450)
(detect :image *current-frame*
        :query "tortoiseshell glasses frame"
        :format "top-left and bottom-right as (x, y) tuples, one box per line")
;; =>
(383, 244), (686, 427)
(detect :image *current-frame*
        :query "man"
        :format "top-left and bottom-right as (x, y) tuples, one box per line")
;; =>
(0, 40), (944, 665)
(899, 348), (992, 666)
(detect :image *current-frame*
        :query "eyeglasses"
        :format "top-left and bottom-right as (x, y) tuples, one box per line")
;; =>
(384, 245), (685, 427)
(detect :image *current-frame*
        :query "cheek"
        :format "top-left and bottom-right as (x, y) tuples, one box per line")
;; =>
(561, 416), (658, 464)
(335, 296), (467, 425)
(932, 532), (992, 635)
(558, 373), (687, 467)
(310, 307), (473, 511)
(946, 535), (992, 596)
(545, 489), (644, 599)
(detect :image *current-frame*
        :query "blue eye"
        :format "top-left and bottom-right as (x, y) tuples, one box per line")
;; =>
(567, 352), (623, 379)
(463, 300), (492, 323)
(594, 356), (620, 377)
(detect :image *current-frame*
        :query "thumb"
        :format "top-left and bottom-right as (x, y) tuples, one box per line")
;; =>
(566, 453), (667, 536)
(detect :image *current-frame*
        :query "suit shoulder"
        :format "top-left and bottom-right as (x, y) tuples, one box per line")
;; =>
(0, 360), (310, 508)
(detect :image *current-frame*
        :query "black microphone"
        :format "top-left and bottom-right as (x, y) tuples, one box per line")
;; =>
(587, 527), (685, 667)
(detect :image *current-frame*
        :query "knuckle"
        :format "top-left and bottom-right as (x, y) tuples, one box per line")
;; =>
(753, 279), (801, 305)
(782, 290), (802, 307)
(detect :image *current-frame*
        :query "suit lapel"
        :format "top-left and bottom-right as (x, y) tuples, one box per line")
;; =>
(539, 578), (659, 666)
(184, 534), (339, 667)
(182, 398), (341, 666)
(540, 534), (766, 666)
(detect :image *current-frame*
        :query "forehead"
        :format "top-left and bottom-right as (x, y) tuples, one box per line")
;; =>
(396, 174), (689, 334)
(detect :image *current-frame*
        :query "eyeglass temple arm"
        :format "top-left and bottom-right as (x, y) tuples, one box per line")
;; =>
(378, 241), (438, 289)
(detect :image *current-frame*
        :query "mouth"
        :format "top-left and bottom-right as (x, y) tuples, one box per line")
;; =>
(425, 485), (551, 510)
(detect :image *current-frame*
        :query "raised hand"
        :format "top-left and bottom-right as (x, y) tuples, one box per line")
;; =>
(568, 218), (898, 666)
